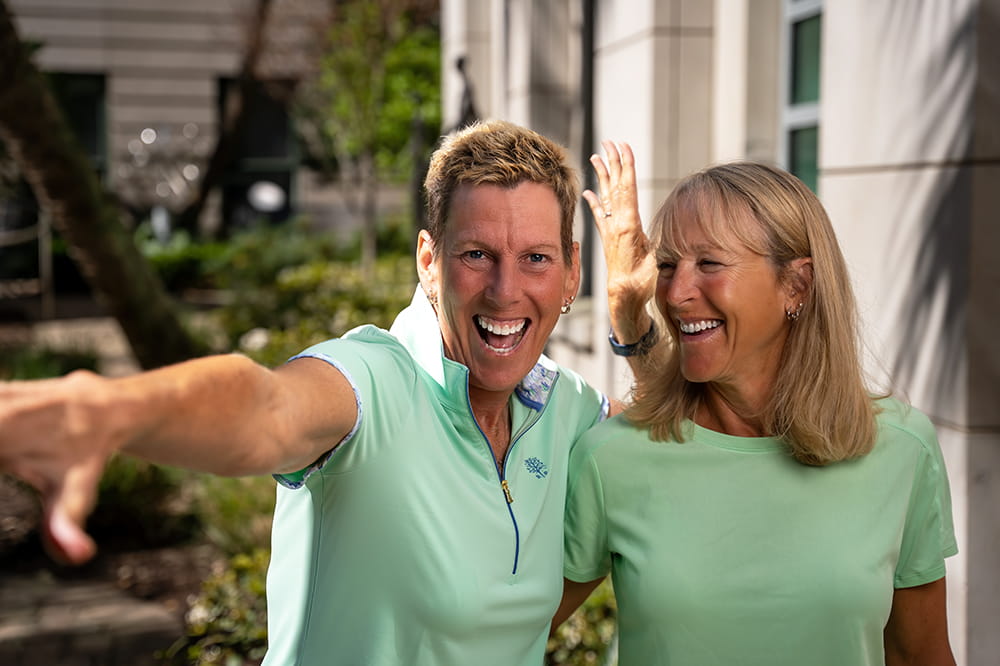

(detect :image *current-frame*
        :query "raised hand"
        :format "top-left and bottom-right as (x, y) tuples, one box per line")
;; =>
(582, 140), (658, 345)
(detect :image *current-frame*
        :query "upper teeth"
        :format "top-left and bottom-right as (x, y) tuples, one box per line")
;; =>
(477, 316), (526, 336)
(679, 320), (721, 334)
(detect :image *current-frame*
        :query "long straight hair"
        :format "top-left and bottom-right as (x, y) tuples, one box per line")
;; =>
(628, 162), (881, 465)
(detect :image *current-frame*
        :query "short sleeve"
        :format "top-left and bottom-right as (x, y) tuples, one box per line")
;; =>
(273, 326), (417, 488)
(894, 421), (958, 588)
(563, 434), (612, 582)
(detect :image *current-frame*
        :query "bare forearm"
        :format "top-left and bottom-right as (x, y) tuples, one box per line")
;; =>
(110, 354), (301, 475)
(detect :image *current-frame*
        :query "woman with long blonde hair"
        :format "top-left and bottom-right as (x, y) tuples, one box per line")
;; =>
(554, 143), (957, 665)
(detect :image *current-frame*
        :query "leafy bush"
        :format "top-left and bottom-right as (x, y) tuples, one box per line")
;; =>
(91, 457), (197, 549)
(546, 580), (618, 664)
(188, 475), (276, 557)
(134, 222), (229, 293)
(220, 253), (416, 366)
(166, 549), (270, 666)
(0, 345), (98, 379)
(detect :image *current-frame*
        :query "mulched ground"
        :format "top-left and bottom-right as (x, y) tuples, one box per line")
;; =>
(0, 474), (222, 624)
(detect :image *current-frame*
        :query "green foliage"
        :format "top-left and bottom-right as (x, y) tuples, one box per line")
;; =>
(90, 457), (197, 548)
(188, 475), (276, 557)
(167, 549), (270, 665)
(216, 251), (416, 366)
(0, 346), (98, 379)
(133, 222), (229, 293)
(546, 580), (618, 664)
(296, 0), (441, 183)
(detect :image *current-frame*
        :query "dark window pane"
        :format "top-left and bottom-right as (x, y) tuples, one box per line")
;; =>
(789, 126), (818, 193)
(791, 14), (821, 104)
(218, 79), (296, 228)
(47, 73), (106, 166)
(219, 79), (294, 160)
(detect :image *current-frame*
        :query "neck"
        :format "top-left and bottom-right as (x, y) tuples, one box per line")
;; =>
(470, 389), (513, 464)
(697, 383), (770, 437)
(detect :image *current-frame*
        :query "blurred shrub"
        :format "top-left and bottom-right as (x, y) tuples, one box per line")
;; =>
(188, 475), (276, 557)
(166, 549), (270, 666)
(91, 456), (198, 549)
(220, 253), (416, 366)
(546, 579), (618, 665)
(134, 222), (228, 293)
(0, 346), (98, 379)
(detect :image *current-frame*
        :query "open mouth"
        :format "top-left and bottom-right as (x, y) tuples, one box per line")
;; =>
(476, 315), (528, 354)
(678, 319), (722, 337)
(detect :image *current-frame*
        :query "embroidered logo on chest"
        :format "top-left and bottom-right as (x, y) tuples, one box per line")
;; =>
(524, 457), (549, 479)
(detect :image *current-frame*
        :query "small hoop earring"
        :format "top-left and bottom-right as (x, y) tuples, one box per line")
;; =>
(785, 302), (804, 321)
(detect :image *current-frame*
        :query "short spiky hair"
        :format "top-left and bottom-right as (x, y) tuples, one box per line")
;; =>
(423, 120), (579, 265)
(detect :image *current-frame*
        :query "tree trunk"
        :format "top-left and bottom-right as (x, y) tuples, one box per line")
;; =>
(359, 149), (378, 276)
(173, 0), (274, 237)
(0, 2), (206, 369)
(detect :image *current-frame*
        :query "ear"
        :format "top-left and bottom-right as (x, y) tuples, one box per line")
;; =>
(785, 257), (813, 308)
(416, 229), (439, 298)
(564, 241), (582, 302)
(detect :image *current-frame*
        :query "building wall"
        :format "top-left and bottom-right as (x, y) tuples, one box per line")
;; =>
(442, 0), (1000, 663)
(820, 2), (999, 663)
(8, 0), (329, 228)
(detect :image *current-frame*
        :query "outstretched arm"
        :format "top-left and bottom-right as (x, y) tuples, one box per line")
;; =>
(583, 141), (665, 379)
(0, 353), (356, 564)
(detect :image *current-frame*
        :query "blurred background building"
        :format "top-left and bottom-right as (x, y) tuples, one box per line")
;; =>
(440, 1), (998, 664)
(0, 0), (424, 319)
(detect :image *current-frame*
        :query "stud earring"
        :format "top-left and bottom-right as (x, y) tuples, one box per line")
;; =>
(560, 297), (574, 315)
(785, 302), (804, 321)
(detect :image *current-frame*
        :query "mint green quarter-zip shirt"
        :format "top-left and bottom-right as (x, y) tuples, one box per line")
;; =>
(262, 288), (608, 665)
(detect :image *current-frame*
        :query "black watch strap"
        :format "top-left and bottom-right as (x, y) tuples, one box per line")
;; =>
(608, 320), (658, 356)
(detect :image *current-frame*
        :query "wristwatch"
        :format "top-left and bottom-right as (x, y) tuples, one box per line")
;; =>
(608, 320), (658, 356)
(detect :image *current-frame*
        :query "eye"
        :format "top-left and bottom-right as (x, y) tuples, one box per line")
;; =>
(657, 261), (676, 273)
(698, 258), (723, 270)
(464, 250), (486, 260)
(528, 253), (548, 263)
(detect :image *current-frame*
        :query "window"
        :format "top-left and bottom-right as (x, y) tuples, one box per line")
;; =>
(782, 1), (821, 192)
(218, 78), (298, 229)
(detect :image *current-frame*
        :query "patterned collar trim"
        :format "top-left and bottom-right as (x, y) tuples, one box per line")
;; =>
(515, 361), (558, 411)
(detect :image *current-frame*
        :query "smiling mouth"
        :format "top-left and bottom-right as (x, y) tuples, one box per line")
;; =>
(476, 315), (528, 354)
(678, 319), (722, 336)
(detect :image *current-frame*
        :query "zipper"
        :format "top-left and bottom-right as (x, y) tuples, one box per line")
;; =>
(468, 385), (551, 576)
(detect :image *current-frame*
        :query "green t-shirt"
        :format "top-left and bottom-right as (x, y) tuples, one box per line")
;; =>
(263, 289), (608, 665)
(564, 397), (957, 665)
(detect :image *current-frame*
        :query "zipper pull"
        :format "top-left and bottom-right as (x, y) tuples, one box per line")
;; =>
(500, 479), (514, 504)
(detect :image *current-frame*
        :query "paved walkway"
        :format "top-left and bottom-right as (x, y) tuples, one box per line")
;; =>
(0, 573), (183, 665)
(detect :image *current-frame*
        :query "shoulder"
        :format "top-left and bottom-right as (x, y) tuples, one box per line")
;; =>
(297, 325), (414, 369)
(874, 396), (938, 453)
(292, 325), (421, 398)
(870, 397), (948, 477)
(572, 412), (648, 460)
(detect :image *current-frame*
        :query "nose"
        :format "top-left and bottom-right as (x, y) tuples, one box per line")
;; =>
(662, 262), (698, 307)
(486, 257), (521, 306)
